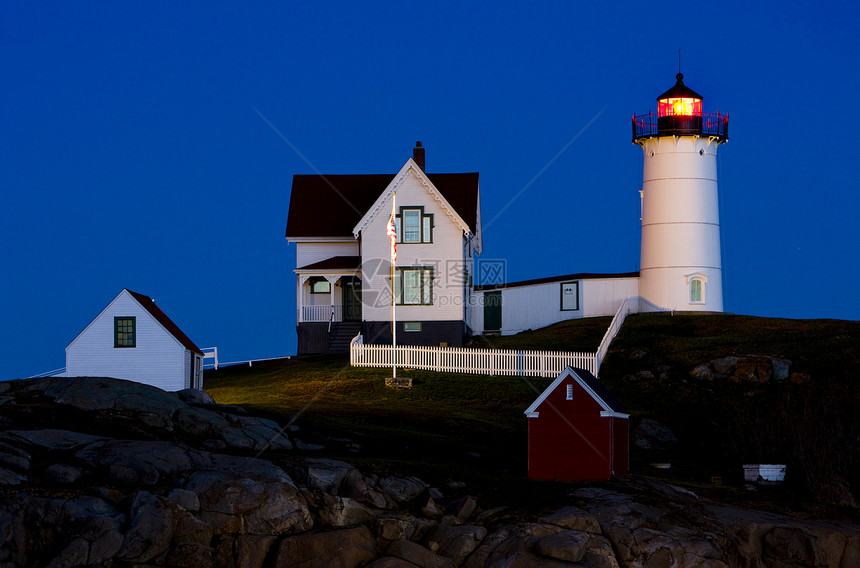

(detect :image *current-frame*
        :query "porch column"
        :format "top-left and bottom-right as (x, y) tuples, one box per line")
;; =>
(327, 276), (337, 322)
(298, 275), (311, 323)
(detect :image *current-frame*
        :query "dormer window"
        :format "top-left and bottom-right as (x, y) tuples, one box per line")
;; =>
(395, 207), (433, 244)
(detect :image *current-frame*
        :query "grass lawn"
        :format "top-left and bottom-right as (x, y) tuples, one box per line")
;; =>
(204, 314), (860, 514)
(204, 356), (566, 508)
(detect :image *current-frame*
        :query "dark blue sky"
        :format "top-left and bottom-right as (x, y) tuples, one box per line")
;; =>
(3, 2), (858, 379)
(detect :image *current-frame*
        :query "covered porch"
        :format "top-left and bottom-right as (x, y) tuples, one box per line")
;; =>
(295, 256), (363, 324)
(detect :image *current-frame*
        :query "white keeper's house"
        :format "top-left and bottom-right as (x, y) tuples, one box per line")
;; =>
(286, 143), (481, 354)
(286, 72), (729, 354)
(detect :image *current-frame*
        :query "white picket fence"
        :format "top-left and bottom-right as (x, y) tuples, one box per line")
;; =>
(350, 334), (597, 377)
(349, 298), (634, 378)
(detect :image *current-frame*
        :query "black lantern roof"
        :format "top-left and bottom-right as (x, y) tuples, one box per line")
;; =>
(656, 73), (703, 101)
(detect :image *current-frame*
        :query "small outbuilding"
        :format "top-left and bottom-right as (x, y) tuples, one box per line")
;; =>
(525, 366), (629, 482)
(66, 289), (204, 391)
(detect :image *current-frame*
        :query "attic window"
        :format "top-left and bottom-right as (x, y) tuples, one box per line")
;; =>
(114, 317), (136, 348)
(566, 384), (573, 400)
(397, 207), (433, 244)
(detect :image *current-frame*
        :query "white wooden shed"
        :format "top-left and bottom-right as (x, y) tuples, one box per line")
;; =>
(65, 289), (204, 391)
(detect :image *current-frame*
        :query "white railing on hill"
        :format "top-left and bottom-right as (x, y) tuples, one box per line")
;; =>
(201, 347), (219, 370)
(350, 334), (597, 377)
(26, 367), (66, 379)
(595, 297), (631, 376)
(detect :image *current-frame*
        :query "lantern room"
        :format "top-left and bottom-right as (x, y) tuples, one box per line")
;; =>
(657, 73), (703, 118)
(632, 73), (728, 142)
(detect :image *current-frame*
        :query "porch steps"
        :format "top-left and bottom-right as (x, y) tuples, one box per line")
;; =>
(328, 322), (362, 354)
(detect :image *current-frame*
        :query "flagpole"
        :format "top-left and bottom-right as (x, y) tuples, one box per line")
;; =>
(390, 191), (397, 380)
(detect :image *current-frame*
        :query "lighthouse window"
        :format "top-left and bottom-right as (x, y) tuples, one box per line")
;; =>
(690, 279), (704, 304)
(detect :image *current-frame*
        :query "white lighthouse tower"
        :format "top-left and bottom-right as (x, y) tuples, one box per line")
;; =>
(633, 73), (729, 312)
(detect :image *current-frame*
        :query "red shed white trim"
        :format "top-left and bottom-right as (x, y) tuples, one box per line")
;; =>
(526, 366), (629, 482)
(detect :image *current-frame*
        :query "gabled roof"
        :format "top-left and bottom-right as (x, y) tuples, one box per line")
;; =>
(285, 162), (479, 240)
(67, 289), (203, 356)
(126, 290), (203, 355)
(352, 159), (478, 240)
(524, 367), (629, 418)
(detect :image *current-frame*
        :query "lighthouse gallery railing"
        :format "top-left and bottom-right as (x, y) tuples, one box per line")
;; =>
(632, 111), (729, 141)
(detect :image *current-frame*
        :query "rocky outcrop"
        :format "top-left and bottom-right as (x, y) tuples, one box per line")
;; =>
(689, 354), (804, 384)
(1, 376), (858, 567)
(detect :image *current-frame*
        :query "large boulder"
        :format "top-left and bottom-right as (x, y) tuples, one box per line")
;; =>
(272, 526), (377, 568)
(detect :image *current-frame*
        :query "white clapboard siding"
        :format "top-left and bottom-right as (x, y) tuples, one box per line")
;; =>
(65, 290), (192, 391)
(360, 168), (468, 324)
(350, 334), (597, 377)
(296, 241), (359, 268)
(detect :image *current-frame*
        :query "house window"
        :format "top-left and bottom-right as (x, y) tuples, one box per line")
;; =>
(566, 384), (573, 400)
(310, 278), (331, 294)
(404, 322), (422, 332)
(396, 207), (433, 243)
(690, 278), (704, 304)
(114, 317), (136, 348)
(395, 267), (433, 305)
(560, 281), (579, 311)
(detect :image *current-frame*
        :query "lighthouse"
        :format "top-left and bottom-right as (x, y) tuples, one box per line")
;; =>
(633, 73), (729, 312)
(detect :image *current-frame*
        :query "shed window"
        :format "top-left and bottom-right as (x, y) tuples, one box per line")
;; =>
(404, 322), (422, 332)
(115, 317), (136, 348)
(566, 384), (573, 400)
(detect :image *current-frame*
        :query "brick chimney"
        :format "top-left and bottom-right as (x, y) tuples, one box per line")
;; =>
(413, 141), (425, 172)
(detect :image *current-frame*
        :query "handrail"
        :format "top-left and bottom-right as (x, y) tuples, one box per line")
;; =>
(26, 367), (66, 379)
(595, 298), (631, 376)
(201, 346), (219, 370)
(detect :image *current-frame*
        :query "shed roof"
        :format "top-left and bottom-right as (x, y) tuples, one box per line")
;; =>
(286, 171), (479, 239)
(525, 367), (629, 418)
(126, 290), (203, 355)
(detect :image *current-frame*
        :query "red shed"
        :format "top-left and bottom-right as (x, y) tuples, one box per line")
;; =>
(525, 367), (629, 482)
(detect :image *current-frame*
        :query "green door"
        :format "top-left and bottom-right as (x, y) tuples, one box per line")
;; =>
(484, 291), (502, 332)
(342, 277), (362, 322)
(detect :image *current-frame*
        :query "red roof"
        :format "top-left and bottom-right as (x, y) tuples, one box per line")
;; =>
(126, 290), (203, 355)
(285, 172), (479, 239)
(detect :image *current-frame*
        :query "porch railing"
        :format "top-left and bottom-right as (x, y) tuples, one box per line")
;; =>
(302, 305), (343, 323)
(350, 334), (597, 377)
